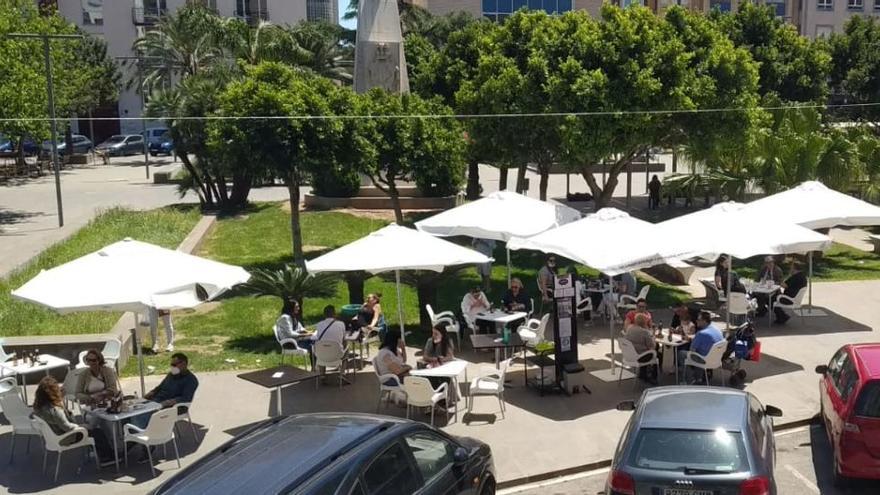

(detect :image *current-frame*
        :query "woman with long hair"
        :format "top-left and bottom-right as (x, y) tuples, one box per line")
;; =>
(375, 329), (411, 387)
(75, 349), (119, 406)
(356, 293), (384, 333)
(276, 298), (306, 339)
(422, 321), (454, 367)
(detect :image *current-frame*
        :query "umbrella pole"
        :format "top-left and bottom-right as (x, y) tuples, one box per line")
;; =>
(395, 270), (406, 346)
(134, 312), (145, 396)
(609, 283), (615, 372)
(506, 247), (511, 288)
(808, 251), (813, 310)
(726, 259), (732, 331)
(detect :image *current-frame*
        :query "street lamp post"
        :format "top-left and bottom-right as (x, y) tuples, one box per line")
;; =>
(8, 32), (84, 228)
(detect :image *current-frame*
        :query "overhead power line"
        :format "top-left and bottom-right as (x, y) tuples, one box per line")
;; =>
(3, 102), (880, 123)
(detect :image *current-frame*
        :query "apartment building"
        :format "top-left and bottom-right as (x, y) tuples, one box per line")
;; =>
(49, 0), (334, 136)
(800, 0), (880, 38)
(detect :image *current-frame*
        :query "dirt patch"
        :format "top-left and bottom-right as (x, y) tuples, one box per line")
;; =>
(173, 301), (221, 316)
(303, 245), (327, 253)
(280, 201), (439, 221)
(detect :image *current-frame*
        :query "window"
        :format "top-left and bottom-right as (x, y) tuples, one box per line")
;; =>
(362, 442), (420, 495)
(855, 381), (880, 418)
(749, 397), (767, 460)
(815, 25), (834, 37)
(848, 0), (864, 9)
(404, 433), (456, 485)
(766, 0), (786, 16)
(482, 0), (573, 22)
(817, 0), (833, 9)
(876, 0), (880, 10)
(81, 0), (103, 25)
(710, 0), (732, 12)
(829, 350), (859, 402)
(627, 429), (749, 473)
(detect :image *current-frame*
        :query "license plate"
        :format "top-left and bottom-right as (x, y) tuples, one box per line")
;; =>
(662, 489), (713, 495)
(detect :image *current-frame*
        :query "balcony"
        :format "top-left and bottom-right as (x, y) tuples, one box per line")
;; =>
(132, 6), (168, 26)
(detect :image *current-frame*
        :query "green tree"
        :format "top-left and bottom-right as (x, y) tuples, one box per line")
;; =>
(830, 16), (880, 123)
(714, 3), (830, 102)
(211, 63), (354, 265)
(237, 264), (337, 314)
(356, 88), (466, 223)
(280, 21), (353, 85)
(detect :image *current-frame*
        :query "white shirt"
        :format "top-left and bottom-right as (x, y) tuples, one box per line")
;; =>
(461, 292), (490, 319)
(275, 314), (305, 340)
(311, 317), (346, 347)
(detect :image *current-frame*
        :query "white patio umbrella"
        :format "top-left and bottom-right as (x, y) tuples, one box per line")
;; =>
(659, 202), (832, 326)
(415, 190), (581, 284)
(305, 224), (493, 343)
(12, 238), (251, 394)
(743, 181), (880, 308)
(507, 208), (691, 380)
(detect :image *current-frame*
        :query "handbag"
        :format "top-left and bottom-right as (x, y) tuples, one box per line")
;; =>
(750, 341), (762, 362)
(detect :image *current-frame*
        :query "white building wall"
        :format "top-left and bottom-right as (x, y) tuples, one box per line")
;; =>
(271, 0), (309, 25)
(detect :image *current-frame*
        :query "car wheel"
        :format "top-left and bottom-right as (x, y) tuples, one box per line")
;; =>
(480, 477), (495, 495)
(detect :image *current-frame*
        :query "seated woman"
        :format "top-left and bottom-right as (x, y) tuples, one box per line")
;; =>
(671, 310), (696, 351)
(75, 349), (119, 407)
(275, 299), (307, 340)
(33, 376), (115, 466)
(375, 329), (412, 388)
(422, 321), (455, 368)
(354, 293), (383, 334)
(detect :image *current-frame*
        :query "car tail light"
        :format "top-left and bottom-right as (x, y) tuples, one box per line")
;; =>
(843, 422), (861, 434)
(608, 470), (635, 495)
(740, 476), (771, 495)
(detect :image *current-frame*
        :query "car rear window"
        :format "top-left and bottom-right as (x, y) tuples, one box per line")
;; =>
(855, 381), (880, 418)
(627, 428), (749, 473)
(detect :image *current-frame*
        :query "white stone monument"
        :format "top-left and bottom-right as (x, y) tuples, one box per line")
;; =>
(354, 0), (409, 94)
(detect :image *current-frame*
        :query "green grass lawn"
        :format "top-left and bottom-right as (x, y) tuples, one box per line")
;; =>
(123, 202), (690, 376)
(0, 206), (200, 337)
(735, 242), (880, 282)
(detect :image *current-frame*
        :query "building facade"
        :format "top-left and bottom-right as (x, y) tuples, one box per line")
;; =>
(799, 0), (880, 38)
(49, 0), (332, 136)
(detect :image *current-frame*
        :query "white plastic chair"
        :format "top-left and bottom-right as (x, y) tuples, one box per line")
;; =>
(467, 358), (511, 419)
(403, 376), (449, 427)
(728, 292), (752, 325)
(0, 344), (15, 377)
(517, 313), (551, 347)
(31, 416), (97, 482)
(173, 402), (198, 441)
(61, 368), (86, 416)
(123, 408), (180, 477)
(774, 287), (808, 324)
(0, 382), (41, 464)
(684, 340), (728, 386)
(575, 281), (593, 318)
(618, 285), (651, 311)
(371, 355), (404, 411)
(273, 324), (312, 369)
(425, 304), (461, 351)
(618, 338), (659, 388)
(101, 339), (121, 370)
(313, 340), (349, 388)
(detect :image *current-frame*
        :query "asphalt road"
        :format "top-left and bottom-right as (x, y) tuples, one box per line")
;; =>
(501, 424), (880, 495)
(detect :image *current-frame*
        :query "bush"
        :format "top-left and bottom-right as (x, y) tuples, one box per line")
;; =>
(311, 164), (361, 197)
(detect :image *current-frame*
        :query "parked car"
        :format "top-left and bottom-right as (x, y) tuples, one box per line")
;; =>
(608, 386), (782, 495)
(816, 343), (880, 486)
(96, 134), (146, 156)
(41, 134), (93, 155)
(0, 134), (39, 155)
(143, 127), (170, 147)
(149, 131), (174, 156)
(151, 413), (496, 495)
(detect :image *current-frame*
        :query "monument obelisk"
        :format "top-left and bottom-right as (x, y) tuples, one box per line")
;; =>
(353, 0), (409, 94)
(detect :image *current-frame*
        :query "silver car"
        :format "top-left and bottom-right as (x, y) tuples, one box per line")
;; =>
(96, 134), (146, 156)
(608, 387), (782, 495)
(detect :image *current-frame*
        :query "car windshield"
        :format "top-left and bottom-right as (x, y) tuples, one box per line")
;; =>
(105, 136), (125, 143)
(627, 428), (748, 473)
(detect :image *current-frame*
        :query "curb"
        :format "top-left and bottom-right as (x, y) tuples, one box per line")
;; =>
(496, 416), (819, 490)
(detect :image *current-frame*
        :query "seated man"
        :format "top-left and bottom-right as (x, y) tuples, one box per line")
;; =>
(312, 305), (346, 348)
(624, 299), (653, 328)
(461, 286), (492, 334)
(678, 311), (724, 384)
(774, 261), (808, 324)
(132, 353), (198, 430)
(501, 278), (531, 330)
(624, 313), (658, 384)
(755, 256), (784, 316)
(670, 302), (700, 330)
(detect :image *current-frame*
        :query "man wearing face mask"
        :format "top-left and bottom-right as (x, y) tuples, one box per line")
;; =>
(144, 352), (199, 409)
(536, 255), (557, 313)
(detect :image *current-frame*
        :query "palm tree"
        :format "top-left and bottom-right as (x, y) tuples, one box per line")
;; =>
(219, 17), (286, 66)
(344, 0), (434, 36)
(237, 265), (338, 314)
(280, 22), (353, 84)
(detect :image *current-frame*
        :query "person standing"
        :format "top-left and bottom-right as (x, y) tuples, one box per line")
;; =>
(471, 238), (496, 292)
(648, 175), (662, 210)
(536, 256), (557, 313)
(149, 307), (175, 353)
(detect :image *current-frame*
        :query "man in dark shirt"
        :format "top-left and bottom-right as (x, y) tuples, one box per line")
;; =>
(774, 262), (808, 324)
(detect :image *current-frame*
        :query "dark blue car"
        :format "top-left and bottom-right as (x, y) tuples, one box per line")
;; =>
(0, 135), (39, 156)
(151, 413), (496, 495)
(149, 132), (174, 156)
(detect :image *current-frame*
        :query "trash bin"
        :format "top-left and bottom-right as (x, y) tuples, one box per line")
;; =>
(340, 304), (361, 321)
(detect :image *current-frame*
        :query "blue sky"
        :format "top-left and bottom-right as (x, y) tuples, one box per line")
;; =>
(338, 0), (356, 29)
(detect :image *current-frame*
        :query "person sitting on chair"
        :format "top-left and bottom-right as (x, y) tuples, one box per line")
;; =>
(678, 311), (724, 384)
(422, 321), (455, 368)
(501, 278), (531, 313)
(624, 299), (653, 328)
(312, 305), (346, 348)
(774, 261), (807, 325)
(461, 286), (492, 333)
(145, 353), (198, 410)
(275, 298), (307, 340)
(376, 329), (412, 388)
(623, 314), (658, 385)
(75, 349), (119, 407)
(754, 256), (784, 316)
(714, 255), (746, 295)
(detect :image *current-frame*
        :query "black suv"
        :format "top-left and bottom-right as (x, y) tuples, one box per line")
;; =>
(152, 413), (496, 495)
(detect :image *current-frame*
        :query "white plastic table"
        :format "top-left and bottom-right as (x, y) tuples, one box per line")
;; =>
(746, 282), (781, 325)
(86, 399), (162, 472)
(655, 330), (688, 383)
(411, 359), (469, 423)
(474, 310), (528, 329)
(1, 354), (70, 404)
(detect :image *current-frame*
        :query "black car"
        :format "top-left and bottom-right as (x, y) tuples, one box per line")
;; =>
(152, 413), (496, 495)
(608, 387), (782, 495)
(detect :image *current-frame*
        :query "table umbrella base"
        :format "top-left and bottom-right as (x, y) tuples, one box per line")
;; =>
(589, 366), (635, 383)
(799, 308), (827, 317)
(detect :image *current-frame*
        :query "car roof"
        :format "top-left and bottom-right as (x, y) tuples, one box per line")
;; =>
(636, 386), (748, 432)
(851, 343), (880, 379)
(155, 413), (409, 495)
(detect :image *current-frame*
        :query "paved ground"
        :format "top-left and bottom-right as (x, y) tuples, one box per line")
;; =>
(502, 425), (880, 495)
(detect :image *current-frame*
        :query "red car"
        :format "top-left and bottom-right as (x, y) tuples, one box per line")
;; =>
(816, 343), (880, 485)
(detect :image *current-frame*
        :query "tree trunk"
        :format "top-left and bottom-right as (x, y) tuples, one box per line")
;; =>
(466, 159), (480, 200)
(287, 176), (305, 267)
(216, 174), (229, 206)
(344, 272), (365, 304)
(179, 153), (210, 206)
(230, 172), (252, 208)
(416, 278), (438, 332)
(16, 136), (27, 173)
(498, 163), (509, 190)
(538, 162), (549, 201)
(388, 182), (404, 224)
(515, 163), (528, 193)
